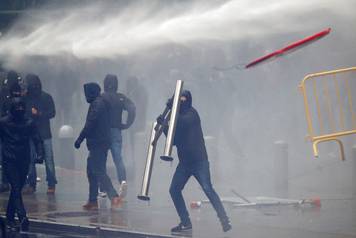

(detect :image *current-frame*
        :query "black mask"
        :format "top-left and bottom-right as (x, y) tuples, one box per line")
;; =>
(4, 70), (20, 93)
(26, 74), (42, 97)
(179, 90), (192, 113)
(84, 83), (101, 103)
(28, 84), (41, 97)
(10, 98), (26, 120)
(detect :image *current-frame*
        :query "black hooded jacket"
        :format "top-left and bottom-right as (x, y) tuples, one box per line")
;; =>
(170, 90), (208, 165)
(0, 98), (44, 163)
(24, 74), (55, 139)
(0, 70), (21, 117)
(78, 83), (111, 150)
(101, 74), (136, 129)
(1, 82), (22, 116)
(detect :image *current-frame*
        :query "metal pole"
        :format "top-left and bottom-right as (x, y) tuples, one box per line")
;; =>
(160, 80), (184, 161)
(137, 122), (158, 201)
(274, 140), (289, 198)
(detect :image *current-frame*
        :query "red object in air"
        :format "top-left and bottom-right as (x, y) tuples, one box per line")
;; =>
(245, 28), (331, 68)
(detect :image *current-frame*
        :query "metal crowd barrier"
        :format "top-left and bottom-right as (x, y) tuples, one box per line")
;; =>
(299, 66), (356, 160)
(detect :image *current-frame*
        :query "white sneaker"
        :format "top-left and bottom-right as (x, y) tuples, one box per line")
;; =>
(98, 191), (107, 198)
(119, 181), (127, 199)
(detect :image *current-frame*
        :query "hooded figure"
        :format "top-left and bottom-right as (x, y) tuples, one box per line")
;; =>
(0, 72), (22, 193)
(0, 97), (44, 231)
(76, 83), (111, 149)
(23, 73), (57, 194)
(84, 82), (101, 103)
(172, 90), (208, 165)
(1, 83), (22, 116)
(4, 71), (20, 92)
(103, 74), (135, 129)
(0, 71), (21, 116)
(101, 74), (136, 188)
(26, 74), (41, 98)
(24, 74), (55, 139)
(158, 90), (231, 234)
(104, 74), (118, 92)
(75, 82), (121, 210)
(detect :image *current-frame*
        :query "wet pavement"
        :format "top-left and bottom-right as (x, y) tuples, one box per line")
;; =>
(0, 167), (356, 238)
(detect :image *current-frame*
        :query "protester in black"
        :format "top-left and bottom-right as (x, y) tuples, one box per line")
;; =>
(102, 74), (135, 197)
(0, 97), (44, 231)
(0, 70), (22, 193)
(158, 90), (231, 234)
(23, 74), (57, 194)
(74, 82), (121, 210)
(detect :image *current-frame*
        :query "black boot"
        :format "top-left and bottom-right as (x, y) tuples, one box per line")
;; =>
(5, 219), (18, 232)
(220, 217), (232, 232)
(171, 221), (192, 233)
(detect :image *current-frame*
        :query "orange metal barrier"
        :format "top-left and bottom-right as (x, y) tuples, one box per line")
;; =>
(299, 67), (356, 160)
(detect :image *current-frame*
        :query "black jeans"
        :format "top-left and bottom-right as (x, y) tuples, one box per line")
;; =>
(3, 159), (29, 222)
(87, 146), (118, 202)
(169, 160), (228, 224)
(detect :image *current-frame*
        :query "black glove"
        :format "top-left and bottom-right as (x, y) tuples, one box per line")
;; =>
(166, 97), (174, 109)
(156, 115), (168, 127)
(35, 154), (44, 164)
(74, 138), (83, 149)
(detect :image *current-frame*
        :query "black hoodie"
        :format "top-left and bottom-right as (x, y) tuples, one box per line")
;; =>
(0, 97), (44, 163)
(172, 90), (208, 165)
(77, 83), (111, 150)
(102, 74), (136, 129)
(0, 71), (20, 116)
(1, 82), (22, 116)
(25, 74), (56, 139)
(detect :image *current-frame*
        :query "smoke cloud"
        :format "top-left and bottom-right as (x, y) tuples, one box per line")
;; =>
(0, 0), (355, 63)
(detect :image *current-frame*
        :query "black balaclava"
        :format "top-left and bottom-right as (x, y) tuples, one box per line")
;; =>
(4, 70), (20, 92)
(25, 74), (42, 97)
(84, 83), (101, 103)
(10, 97), (26, 121)
(180, 90), (192, 113)
(9, 83), (22, 98)
(104, 74), (118, 93)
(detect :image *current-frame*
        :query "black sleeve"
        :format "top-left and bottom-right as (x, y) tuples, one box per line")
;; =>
(78, 99), (103, 141)
(40, 94), (56, 120)
(30, 123), (44, 158)
(121, 96), (136, 130)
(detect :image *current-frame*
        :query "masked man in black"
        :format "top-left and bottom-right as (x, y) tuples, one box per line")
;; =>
(23, 74), (57, 194)
(0, 70), (22, 193)
(158, 90), (231, 234)
(0, 97), (44, 231)
(102, 74), (135, 198)
(74, 83), (121, 210)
